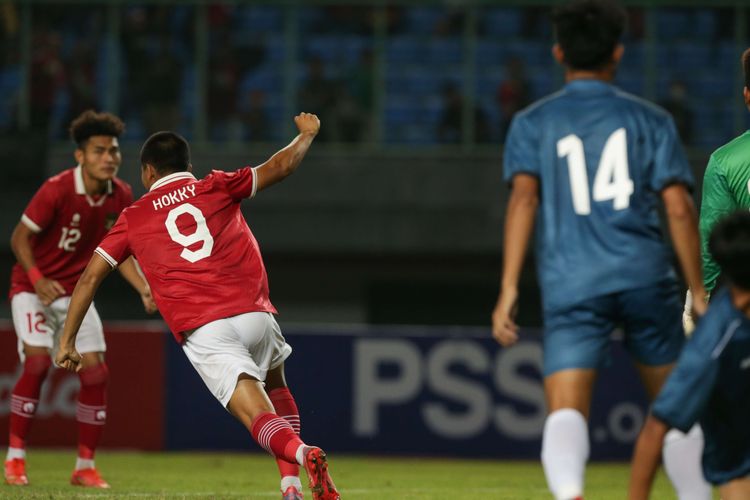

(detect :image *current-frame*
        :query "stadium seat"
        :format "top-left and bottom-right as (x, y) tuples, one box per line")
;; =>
(482, 8), (523, 38)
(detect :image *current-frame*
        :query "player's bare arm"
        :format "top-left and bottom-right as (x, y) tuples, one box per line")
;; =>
(492, 173), (539, 347)
(55, 254), (114, 372)
(118, 256), (157, 314)
(628, 414), (669, 499)
(254, 113), (320, 192)
(661, 184), (707, 316)
(10, 221), (65, 306)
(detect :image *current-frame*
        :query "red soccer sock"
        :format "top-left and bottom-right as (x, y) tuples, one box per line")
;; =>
(9, 355), (51, 449)
(250, 412), (305, 464)
(77, 363), (108, 460)
(269, 387), (301, 478)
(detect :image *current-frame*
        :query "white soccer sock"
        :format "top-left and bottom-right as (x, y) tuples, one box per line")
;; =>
(75, 457), (95, 471)
(541, 408), (589, 500)
(663, 425), (712, 500)
(6, 447), (25, 461)
(281, 475), (303, 491)
(295, 444), (305, 466)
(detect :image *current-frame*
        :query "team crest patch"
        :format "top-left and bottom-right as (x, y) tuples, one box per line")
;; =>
(104, 213), (117, 230)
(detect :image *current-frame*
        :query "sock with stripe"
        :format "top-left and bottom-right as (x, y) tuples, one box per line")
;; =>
(8, 354), (51, 456)
(76, 363), (108, 467)
(269, 387), (302, 490)
(250, 412), (306, 465)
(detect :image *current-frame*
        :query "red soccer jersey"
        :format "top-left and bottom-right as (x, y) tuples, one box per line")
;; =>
(9, 166), (133, 299)
(95, 168), (277, 341)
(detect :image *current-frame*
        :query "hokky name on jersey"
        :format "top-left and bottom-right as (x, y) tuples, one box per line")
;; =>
(95, 168), (276, 342)
(151, 184), (196, 210)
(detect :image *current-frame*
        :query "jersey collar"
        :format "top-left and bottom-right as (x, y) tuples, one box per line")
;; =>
(75, 165), (113, 207)
(564, 79), (615, 94)
(150, 172), (197, 192)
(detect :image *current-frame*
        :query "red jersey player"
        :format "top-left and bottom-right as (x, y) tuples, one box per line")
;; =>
(56, 113), (340, 500)
(5, 111), (155, 489)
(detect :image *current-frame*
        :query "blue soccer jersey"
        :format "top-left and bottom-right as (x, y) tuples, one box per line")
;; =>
(652, 289), (750, 485)
(504, 79), (694, 314)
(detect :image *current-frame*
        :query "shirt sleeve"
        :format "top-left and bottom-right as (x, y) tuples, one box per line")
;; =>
(21, 180), (58, 233)
(649, 115), (694, 192)
(699, 155), (736, 294)
(651, 310), (721, 432)
(503, 113), (540, 183)
(216, 167), (258, 201)
(94, 214), (131, 268)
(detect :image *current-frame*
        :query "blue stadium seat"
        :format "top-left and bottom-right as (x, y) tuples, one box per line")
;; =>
(406, 7), (444, 35)
(387, 37), (425, 64)
(614, 72), (645, 96)
(620, 41), (644, 70)
(240, 66), (281, 93)
(428, 38), (463, 64)
(693, 9), (717, 40)
(483, 8), (523, 38)
(504, 41), (549, 66)
(476, 40), (508, 66)
(656, 10), (690, 40)
(717, 42), (739, 71)
(235, 6), (282, 32)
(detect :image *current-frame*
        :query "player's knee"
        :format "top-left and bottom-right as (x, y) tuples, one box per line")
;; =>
(78, 362), (109, 387)
(24, 354), (52, 377)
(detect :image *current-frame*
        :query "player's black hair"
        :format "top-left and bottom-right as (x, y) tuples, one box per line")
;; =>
(140, 131), (191, 175)
(742, 48), (750, 89)
(552, 0), (627, 71)
(69, 110), (125, 148)
(709, 211), (750, 290)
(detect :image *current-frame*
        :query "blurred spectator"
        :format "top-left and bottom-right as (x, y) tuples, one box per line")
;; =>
(497, 57), (530, 140)
(141, 37), (183, 134)
(334, 48), (374, 143)
(437, 82), (490, 144)
(240, 89), (271, 142)
(298, 57), (335, 142)
(30, 31), (65, 133)
(208, 32), (241, 141)
(316, 6), (372, 34)
(434, 8), (464, 37)
(660, 80), (693, 145)
(64, 41), (97, 128)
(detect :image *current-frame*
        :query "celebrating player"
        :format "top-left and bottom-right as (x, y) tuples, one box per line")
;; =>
(683, 47), (750, 332)
(55, 113), (340, 500)
(5, 110), (156, 488)
(491, 1), (710, 499)
(629, 211), (750, 500)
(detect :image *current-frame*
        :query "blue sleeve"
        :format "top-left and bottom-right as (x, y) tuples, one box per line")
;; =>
(649, 114), (694, 192)
(503, 113), (539, 183)
(651, 311), (721, 432)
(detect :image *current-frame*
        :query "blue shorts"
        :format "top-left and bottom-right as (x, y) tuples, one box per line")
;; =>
(542, 280), (685, 376)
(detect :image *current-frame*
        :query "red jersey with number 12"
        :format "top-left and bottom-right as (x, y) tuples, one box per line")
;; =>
(95, 168), (276, 341)
(9, 166), (133, 299)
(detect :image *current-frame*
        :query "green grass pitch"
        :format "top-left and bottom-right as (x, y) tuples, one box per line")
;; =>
(1, 449), (716, 499)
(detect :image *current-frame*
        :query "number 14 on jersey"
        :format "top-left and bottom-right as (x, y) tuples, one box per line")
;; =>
(557, 127), (634, 215)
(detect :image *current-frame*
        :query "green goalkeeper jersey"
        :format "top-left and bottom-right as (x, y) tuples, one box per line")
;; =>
(700, 131), (750, 293)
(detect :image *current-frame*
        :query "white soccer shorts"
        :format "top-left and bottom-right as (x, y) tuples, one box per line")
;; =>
(182, 311), (292, 408)
(11, 291), (106, 361)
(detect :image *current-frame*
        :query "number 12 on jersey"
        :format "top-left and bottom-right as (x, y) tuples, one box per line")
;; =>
(557, 127), (634, 215)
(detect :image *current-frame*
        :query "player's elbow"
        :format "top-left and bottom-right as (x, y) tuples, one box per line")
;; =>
(9, 224), (30, 258)
(662, 185), (696, 222)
